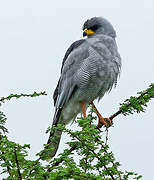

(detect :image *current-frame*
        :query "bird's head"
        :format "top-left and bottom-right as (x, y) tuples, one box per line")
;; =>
(82, 17), (116, 38)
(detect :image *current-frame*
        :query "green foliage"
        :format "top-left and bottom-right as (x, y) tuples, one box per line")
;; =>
(0, 111), (8, 135)
(0, 85), (153, 179)
(0, 91), (47, 105)
(119, 84), (154, 115)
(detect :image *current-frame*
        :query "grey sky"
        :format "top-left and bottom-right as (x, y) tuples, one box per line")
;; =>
(0, 0), (154, 179)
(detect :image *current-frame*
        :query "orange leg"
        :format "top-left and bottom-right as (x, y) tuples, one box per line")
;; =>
(80, 101), (87, 118)
(91, 102), (112, 127)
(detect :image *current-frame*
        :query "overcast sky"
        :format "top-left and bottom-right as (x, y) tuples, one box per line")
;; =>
(0, 0), (154, 179)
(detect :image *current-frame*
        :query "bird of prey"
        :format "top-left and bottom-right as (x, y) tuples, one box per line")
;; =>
(47, 17), (121, 158)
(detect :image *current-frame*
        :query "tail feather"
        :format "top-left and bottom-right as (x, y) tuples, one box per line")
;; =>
(47, 129), (63, 158)
(46, 108), (63, 159)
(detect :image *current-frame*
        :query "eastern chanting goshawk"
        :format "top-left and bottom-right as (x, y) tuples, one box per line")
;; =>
(47, 17), (121, 158)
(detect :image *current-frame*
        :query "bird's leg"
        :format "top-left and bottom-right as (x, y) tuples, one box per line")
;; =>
(91, 102), (112, 127)
(80, 101), (87, 118)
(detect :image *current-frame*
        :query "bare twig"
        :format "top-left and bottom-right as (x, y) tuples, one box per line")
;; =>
(105, 128), (109, 145)
(100, 137), (122, 180)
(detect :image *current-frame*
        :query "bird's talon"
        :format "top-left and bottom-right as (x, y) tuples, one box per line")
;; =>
(104, 118), (112, 126)
(98, 117), (112, 127)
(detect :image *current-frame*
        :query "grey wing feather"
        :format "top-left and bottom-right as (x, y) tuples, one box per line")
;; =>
(55, 40), (88, 109)
(48, 41), (84, 156)
(53, 39), (85, 106)
(56, 84), (77, 108)
(61, 39), (85, 72)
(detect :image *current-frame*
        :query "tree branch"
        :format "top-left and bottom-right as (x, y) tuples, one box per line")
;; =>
(14, 147), (22, 180)
(64, 130), (115, 180)
(0, 135), (12, 176)
(1, 151), (12, 176)
(47, 145), (77, 172)
(98, 84), (154, 128)
(0, 91), (47, 104)
(27, 157), (41, 178)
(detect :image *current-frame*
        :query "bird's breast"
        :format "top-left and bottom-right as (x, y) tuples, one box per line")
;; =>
(73, 44), (120, 102)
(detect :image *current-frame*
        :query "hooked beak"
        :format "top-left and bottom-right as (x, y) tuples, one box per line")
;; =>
(83, 28), (95, 37)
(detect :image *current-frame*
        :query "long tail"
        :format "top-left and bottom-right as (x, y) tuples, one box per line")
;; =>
(46, 108), (63, 159)
(47, 128), (63, 158)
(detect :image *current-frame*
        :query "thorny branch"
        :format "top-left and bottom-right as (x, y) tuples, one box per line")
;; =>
(0, 91), (47, 104)
(98, 84), (154, 128)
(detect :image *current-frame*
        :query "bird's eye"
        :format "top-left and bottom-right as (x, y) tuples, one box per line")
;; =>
(90, 25), (99, 31)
